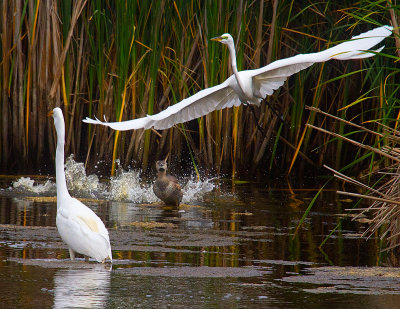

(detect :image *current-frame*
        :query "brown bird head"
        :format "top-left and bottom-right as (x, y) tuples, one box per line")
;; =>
(155, 160), (168, 172)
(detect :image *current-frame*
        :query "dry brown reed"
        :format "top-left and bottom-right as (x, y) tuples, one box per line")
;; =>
(309, 108), (400, 256)
(0, 1), (397, 178)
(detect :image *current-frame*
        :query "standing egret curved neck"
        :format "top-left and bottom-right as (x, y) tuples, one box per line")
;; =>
(227, 41), (246, 95)
(55, 117), (70, 206)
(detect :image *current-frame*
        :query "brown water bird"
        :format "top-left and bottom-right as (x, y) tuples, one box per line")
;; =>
(153, 160), (183, 206)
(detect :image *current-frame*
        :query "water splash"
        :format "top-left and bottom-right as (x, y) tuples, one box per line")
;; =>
(107, 168), (156, 203)
(12, 177), (55, 194)
(107, 169), (215, 203)
(10, 155), (102, 196)
(181, 176), (215, 203)
(10, 156), (215, 203)
(64, 155), (105, 196)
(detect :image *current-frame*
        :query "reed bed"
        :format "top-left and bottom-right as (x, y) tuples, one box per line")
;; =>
(304, 107), (400, 256)
(0, 1), (398, 177)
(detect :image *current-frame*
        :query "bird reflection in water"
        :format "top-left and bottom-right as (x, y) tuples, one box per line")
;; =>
(53, 265), (111, 309)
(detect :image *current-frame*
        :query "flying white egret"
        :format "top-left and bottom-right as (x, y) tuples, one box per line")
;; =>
(50, 107), (112, 263)
(83, 26), (392, 131)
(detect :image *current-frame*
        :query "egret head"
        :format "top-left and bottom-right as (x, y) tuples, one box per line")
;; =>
(156, 160), (168, 172)
(211, 33), (234, 46)
(48, 107), (64, 128)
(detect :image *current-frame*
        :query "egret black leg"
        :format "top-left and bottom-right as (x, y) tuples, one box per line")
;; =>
(248, 105), (268, 138)
(261, 97), (288, 127)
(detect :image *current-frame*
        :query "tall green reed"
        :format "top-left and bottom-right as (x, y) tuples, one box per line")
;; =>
(0, 0), (398, 179)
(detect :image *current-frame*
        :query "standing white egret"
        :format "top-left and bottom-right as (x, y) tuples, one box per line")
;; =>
(83, 26), (392, 131)
(50, 107), (112, 263)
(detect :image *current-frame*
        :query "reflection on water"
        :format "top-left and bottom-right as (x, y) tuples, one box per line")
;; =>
(53, 266), (111, 309)
(179, 205), (214, 229)
(109, 202), (214, 229)
(109, 201), (163, 225)
(0, 167), (398, 308)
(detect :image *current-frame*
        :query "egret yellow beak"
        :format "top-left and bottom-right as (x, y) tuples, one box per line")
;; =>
(211, 36), (222, 42)
(47, 110), (54, 117)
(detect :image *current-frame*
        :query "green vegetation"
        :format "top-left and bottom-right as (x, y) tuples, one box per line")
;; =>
(0, 1), (398, 178)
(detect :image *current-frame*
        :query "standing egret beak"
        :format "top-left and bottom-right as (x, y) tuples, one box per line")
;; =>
(48, 110), (54, 117)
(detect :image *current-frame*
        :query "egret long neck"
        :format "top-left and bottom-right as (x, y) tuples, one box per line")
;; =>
(227, 42), (246, 95)
(55, 121), (70, 206)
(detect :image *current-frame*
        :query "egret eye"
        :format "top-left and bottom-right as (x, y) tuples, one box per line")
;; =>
(83, 26), (392, 132)
(52, 107), (112, 263)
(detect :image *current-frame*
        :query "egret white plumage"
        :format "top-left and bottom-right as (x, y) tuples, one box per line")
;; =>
(83, 26), (392, 131)
(50, 107), (112, 263)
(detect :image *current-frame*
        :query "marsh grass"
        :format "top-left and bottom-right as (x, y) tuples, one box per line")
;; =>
(0, 1), (398, 178)
(301, 107), (400, 255)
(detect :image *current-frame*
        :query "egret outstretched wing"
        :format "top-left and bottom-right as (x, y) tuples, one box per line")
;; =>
(251, 26), (392, 98)
(83, 25), (392, 131)
(84, 78), (241, 130)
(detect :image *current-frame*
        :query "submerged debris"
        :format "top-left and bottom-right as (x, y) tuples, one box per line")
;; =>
(123, 221), (177, 229)
(281, 266), (400, 295)
(22, 196), (103, 204)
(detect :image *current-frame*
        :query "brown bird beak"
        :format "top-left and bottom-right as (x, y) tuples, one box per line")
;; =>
(164, 153), (170, 162)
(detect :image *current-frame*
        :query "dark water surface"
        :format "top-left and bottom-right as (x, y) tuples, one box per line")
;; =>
(0, 175), (399, 308)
